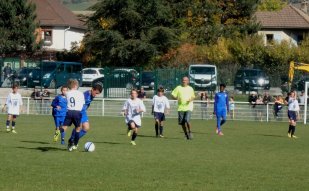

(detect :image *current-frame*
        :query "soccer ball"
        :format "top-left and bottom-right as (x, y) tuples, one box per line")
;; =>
(84, 142), (95, 152)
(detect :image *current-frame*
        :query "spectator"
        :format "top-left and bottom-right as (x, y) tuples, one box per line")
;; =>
(229, 96), (235, 119)
(274, 95), (284, 120)
(198, 92), (210, 120)
(3, 63), (12, 79)
(263, 92), (272, 105)
(298, 90), (305, 120)
(248, 92), (257, 120)
(138, 87), (146, 99)
(256, 94), (264, 121)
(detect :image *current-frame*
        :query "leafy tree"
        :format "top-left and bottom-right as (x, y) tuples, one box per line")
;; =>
(0, 0), (39, 54)
(258, 0), (288, 11)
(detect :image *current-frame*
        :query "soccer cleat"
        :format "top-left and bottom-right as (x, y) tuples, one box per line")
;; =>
(67, 141), (74, 152)
(11, 129), (17, 134)
(288, 133), (292, 138)
(292, 135), (298, 139)
(127, 129), (132, 137)
(130, 141), (136, 146)
(6, 128), (11, 132)
(216, 128), (219, 134)
(188, 132), (193, 140)
(159, 135), (164, 138)
(218, 131), (224, 136)
(72, 145), (78, 150)
(53, 130), (60, 142)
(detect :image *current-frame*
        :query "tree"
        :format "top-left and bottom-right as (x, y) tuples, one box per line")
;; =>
(258, 0), (287, 11)
(0, 0), (39, 54)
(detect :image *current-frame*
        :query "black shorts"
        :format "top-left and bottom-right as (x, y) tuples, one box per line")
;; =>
(63, 110), (82, 128)
(288, 110), (297, 121)
(154, 112), (165, 121)
(178, 111), (191, 125)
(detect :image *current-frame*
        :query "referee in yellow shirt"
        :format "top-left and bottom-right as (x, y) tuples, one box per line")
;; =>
(172, 76), (195, 140)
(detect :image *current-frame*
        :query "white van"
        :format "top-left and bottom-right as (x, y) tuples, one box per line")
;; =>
(189, 64), (217, 91)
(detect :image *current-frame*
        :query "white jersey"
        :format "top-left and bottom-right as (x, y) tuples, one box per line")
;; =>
(288, 97), (299, 111)
(152, 95), (170, 113)
(122, 98), (146, 126)
(6, 92), (23, 115)
(66, 90), (85, 111)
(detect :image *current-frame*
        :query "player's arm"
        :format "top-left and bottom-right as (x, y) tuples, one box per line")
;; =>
(3, 94), (10, 112)
(19, 95), (23, 113)
(171, 87), (178, 100)
(122, 101), (128, 115)
(51, 96), (61, 109)
(165, 98), (170, 115)
(226, 93), (230, 112)
(213, 94), (218, 115)
(137, 101), (146, 113)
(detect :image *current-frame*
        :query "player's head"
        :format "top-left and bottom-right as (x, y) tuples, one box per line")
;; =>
(61, 85), (68, 96)
(290, 91), (295, 98)
(67, 79), (79, 90)
(182, 76), (189, 87)
(130, 89), (138, 99)
(12, 84), (19, 93)
(91, 83), (103, 97)
(157, 87), (164, 96)
(219, 83), (226, 92)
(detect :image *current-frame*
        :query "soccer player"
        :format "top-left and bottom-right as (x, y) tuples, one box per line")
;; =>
(171, 76), (195, 140)
(51, 86), (68, 144)
(62, 79), (85, 151)
(214, 83), (229, 136)
(122, 89), (146, 146)
(286, 91), (300, 138)
(152, 87), (170, 137)
(2, 84), (23, 133)
(78, 84), (103, 140)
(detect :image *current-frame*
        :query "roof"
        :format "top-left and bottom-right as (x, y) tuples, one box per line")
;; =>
(255, 4), (309, 29)
(31, 0), (86, 30)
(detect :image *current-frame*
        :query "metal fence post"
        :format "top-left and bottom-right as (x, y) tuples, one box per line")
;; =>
(27, 97), (30, 115)
(266, 103), (269, 122)
(102, 98), (105, 116)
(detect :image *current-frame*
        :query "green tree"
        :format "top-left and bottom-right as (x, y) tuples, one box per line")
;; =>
(258, 0), (287, 11)
(0, 0), (39, 54)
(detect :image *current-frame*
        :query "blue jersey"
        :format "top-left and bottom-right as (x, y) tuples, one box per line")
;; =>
(82, 90), (94, 113)
(51, 95), (68, 117)
(214, 91), (229, 113)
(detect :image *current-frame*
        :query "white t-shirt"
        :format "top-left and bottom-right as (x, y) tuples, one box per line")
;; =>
(152, 95), (170, 113)
(6, 92), (23, 115)
(66, 90), (85, 111)
(122, 98), (146, 126)
(288, 97), (300, 111)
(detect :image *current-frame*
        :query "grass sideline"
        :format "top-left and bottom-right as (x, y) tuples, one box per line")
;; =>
(0, 115), (309, 191)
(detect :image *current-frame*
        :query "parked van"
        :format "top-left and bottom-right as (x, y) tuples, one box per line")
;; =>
(189, 64), (217, 91)
(41, 61), (82, 88)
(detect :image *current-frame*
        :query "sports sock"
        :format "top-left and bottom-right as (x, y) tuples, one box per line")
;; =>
(159, 126), (163, 135)
(6, 120), (10, 128)
(79, 129), (87, 139)
(132, 132), (137, 141)
(12, 121), (16, 129)
(288, 125), (292, 133)
(291, 125), (296, 136)
(60, 128), (65, 142)
(155, 122), (159, 136)
(69, 129), (76, 143)
(74, 130), (80, 146)
(182, 125), (189, 139)
(220, 119), (226, 126)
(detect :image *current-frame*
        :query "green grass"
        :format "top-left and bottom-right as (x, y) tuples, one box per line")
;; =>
(1, 115), (309, 191)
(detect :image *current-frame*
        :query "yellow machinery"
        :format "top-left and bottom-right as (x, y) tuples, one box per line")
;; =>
(288, 61), (309, 88)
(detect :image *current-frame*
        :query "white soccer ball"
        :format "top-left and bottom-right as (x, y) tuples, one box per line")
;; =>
(84, 142), (95, 152)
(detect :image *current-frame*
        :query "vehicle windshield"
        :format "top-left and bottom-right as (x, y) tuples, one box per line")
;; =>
(41, 62), (57, 73)
(83, 69), (97, 74)
(142, 72), (154, 78)
(244, 70), (265, 77)
(99, 69), (104, 74)
(190, 66), (215, 75)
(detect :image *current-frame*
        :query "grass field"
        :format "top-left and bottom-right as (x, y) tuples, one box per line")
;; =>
(0, 115), (309, 191)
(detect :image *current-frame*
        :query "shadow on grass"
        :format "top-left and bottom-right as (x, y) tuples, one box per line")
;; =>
(251, 134), (286, 138)
(138, 134), (182, 140)
(16, 146), (66, 152)
(95, 141), (122, 145)
(21, 140), (50, 145)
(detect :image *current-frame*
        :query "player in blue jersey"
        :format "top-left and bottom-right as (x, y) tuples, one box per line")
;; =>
(214, 84), (229, 136)
(51, 86), (68, 144)
(78, 83), (102, 139)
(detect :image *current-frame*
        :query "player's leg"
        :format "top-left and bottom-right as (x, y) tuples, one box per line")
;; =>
(59, 116), (66, 144)
(220, 111), (227, 126)
(287, 111), (293, 137)
(6, 114), (12, 132)
(130, 121), (138, 145)
(290, 112), (297, 138)
(155, 119), (159, 137)
(179, 112), (189, 139)
(11, 115), (17, 133)
(79, 112), (89, 139)
(70, 112), (82, 149)
(216, 114), (222, 134)
(159, 115), (164, 137)
(185, 111), (193, 139)
(53, 116), (61, 142)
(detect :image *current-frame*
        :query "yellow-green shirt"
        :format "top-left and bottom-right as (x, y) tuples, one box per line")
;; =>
(171, 85), (195, 111)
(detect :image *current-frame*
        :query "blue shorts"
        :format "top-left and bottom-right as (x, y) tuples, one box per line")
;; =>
(127, 120), (141, 128)
(154, 112), (165, 121)
(63, 110), (82, 128)
(81, 111), (89, 124)
(53, 116), (66, 128)
(288, 110), (297, 121)
(216, 110), (227, 119)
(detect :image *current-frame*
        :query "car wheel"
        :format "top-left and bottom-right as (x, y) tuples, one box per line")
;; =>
(49, 80), (56, 89)
(126, 83), (133, 90)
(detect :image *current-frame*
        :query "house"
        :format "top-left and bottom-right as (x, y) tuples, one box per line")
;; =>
(31, 0), (86, 51)
(255, 4), (309, 46)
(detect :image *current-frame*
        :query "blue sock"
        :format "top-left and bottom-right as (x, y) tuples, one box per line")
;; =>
(79, 129), (87, 139)
(6, 120), (10, 127)
(69, 129), (76, 143)
(74, 131), (80, 146)
(60, 128), (66, 142)
(220, 119), (226, 126)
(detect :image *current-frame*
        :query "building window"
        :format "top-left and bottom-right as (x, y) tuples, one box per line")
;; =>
(43, 30), (52, 46)
(266, 34), (274, 45)
(297, 34), (304, 45)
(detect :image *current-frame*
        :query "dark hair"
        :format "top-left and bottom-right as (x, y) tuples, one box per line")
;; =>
(131, 88), (138, 94)
(61, 85), (68, 91)
(12, 84), (19, 89)
(157, 87), (164, 93)
(220, 83), (226, 88)
(92, 83), (103, 93)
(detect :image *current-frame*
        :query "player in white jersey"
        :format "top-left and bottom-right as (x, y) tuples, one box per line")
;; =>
(152, 87), (170, 138)
(2, 84), (23, 133)
(286, 91), (300, 138)
(62, 79), (85, 151)
(122, 89), (146, 146)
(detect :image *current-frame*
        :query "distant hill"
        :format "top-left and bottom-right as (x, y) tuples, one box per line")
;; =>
(62, 0), (98, 11)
